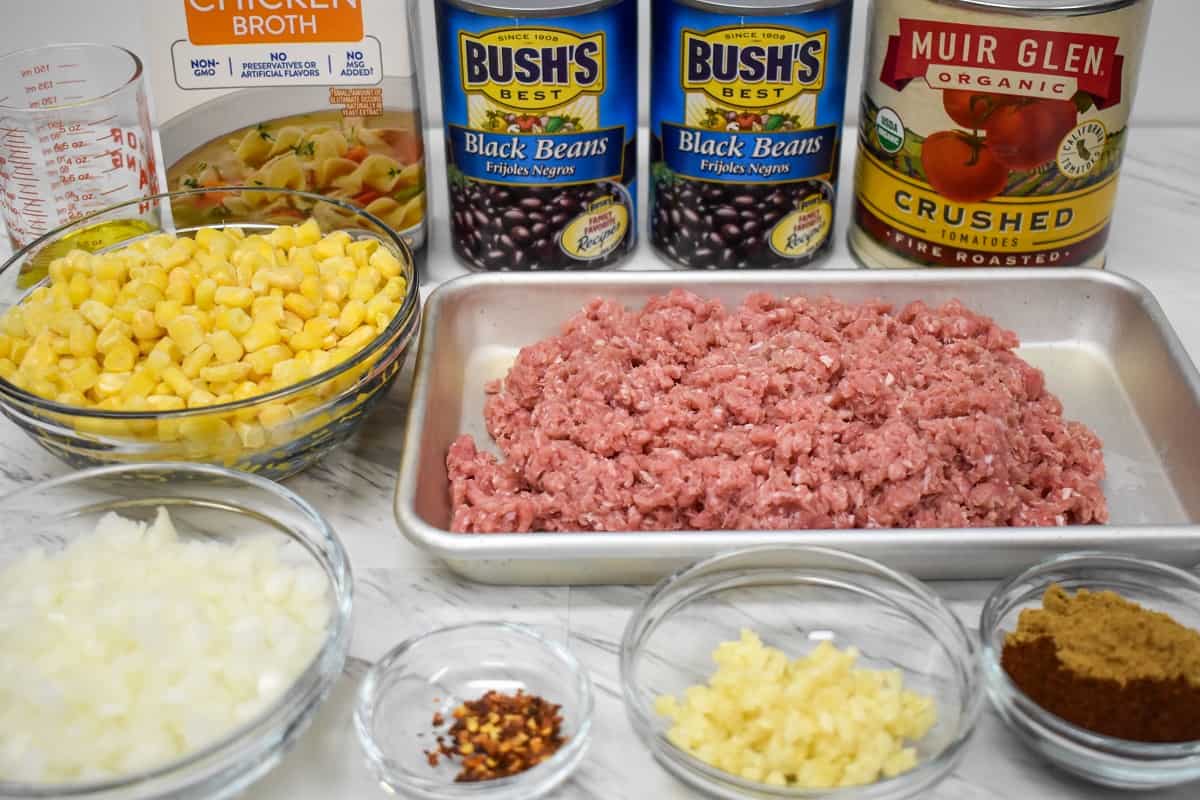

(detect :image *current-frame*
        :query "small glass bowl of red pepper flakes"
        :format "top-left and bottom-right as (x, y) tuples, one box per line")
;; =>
(354, 622), (594, 800)
(981, 552), (1200, 790)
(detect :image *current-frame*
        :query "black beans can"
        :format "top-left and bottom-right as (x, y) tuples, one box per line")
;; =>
(649, 0), (853, 269)
(435, 0), (638, 271)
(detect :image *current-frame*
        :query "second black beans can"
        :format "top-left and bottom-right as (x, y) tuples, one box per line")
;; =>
(649, 0), (853, 269)
(435, 0), (638, 271)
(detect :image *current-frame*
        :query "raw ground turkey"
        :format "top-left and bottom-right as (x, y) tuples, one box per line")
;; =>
(447, 290), (1107, 532)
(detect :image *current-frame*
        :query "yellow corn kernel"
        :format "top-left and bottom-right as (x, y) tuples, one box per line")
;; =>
(144, 348), (173, 375)
(208, 329), (244, 364)
(270, 358), (309, 387)
(186, 388), (217, 408)
(162, 238), (196, 268)
(200, 362), (252, 384)
(94, 372), (131, 398)
(246, 343), (293, 376)
(259, 402), (293, 428)
(381, 276), (406, 301)
(241, 319), (282, 353)
(0, 335), (9, 361)
(348, 276), (379, 303)
(234, 421), (267, 449)
(133, 282), (164, 309)
(56, 390), (87, 407)
(147, 394), (186, 412)
(336, 300), (365, 336)
(195, 227), (235, 259)
(194, 277), (217, 311)
(215, 285), (254, 308)
(251, 296), (285, 325)
(144, 267), (170, 292)
(182, 343), (215, 379)
(96, 318), (131, 352)
(298, 274), (321, 301)
(68, 323), (97, 358)
(283, 293), (317, 321)
(102, 339), (138, 373)
(281, 311), (304, 335)
(67, 272), (91, 305)
(213, 307), (254, 338)
(338, 324), (377, 353)
(92, 279), (119, 307)
(67, 359), (100, 392)
(365, 294), (394, 323)
(371, 247), (404, 278)
(318, 300), (340, 319)
(120, 369), (157, 401)
(79, 300), (113, 330)
(313, 231), (350, 260)
(93, 256), (127, 282)
(154, 299), (183, 329)
(322, 279), (348, 303)
(0, 358), (15, 381)
(131, 309), (162, 341)
(295, 218), (321, 245)
(166, 271), (194, 305)
(138, 338), (159, 355)
(111, 302), (139, 325)
(166, 315), (206, 354)
(162, 366), (193, 397)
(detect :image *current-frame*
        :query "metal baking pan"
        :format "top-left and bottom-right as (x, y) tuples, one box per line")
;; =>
(395, 269), (1200, 584)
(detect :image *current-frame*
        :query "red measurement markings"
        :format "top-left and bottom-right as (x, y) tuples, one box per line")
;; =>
(89, 115), (116, 126)
(56, 79), (86, 85)
(99, 184), (128, 195)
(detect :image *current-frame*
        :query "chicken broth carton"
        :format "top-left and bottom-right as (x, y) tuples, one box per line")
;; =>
(146, 0), (427, 248)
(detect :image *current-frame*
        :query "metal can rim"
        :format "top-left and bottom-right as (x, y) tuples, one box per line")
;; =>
(928, 0), (1147, 16)
(667, 0), (849, 13)
(437, 0), (625, 17)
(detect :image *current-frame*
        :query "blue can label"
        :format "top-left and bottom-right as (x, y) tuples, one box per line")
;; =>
(650, 0), (852, 268)
(437, 1), (638, 270)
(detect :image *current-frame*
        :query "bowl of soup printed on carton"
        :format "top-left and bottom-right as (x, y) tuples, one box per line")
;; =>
(145, 0), (428, 249)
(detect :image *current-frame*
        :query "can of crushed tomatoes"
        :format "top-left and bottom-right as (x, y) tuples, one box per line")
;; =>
(650, 0), (853, 269)
(850, 0), (1153, 269)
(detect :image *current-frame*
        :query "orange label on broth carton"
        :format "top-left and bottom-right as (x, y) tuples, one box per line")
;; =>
(851, 0), (1151, 268)
(185, 0), (364, 45)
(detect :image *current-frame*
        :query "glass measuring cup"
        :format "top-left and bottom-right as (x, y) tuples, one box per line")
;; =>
(0, 43), (159, 262)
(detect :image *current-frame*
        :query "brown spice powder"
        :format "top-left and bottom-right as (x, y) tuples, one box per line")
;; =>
(1007, 584), (1200, 685)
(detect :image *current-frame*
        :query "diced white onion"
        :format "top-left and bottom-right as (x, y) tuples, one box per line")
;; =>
(0, 508), (331, 784)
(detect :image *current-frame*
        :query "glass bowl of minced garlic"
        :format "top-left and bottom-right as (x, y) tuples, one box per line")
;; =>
(0, 188), (419, 479)
(620, 545), (983, 800)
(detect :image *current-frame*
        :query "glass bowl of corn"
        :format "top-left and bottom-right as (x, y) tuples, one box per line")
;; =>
(0, 187), (420, 479)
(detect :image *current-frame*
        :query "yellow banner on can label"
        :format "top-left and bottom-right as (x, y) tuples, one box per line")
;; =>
(459, 28), (606, 112)
(855, 147), (1118, 254)
(769, 195), (832, 259)
(560, 196), (629, 261)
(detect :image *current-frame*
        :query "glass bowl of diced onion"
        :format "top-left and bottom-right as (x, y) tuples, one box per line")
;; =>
(0, 187), (420, 479)
(0, 461), (353, 799)
(620, 546), (983, 800)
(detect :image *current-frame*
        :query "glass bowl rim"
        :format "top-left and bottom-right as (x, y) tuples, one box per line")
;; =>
(354, 620), (595, 798)
(618, 544), (984, 798)
(979, 549), (1200, 759)
(0, 186), (420, 420)
(0, 460), (354, 797)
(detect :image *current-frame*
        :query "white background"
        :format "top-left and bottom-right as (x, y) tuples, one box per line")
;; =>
(0, 0), (1195, 126)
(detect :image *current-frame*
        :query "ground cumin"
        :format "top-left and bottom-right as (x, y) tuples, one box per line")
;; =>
(1002, 584), (1200, 743)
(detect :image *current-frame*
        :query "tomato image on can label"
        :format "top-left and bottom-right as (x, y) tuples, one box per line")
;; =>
(850, 0), (1152, 269)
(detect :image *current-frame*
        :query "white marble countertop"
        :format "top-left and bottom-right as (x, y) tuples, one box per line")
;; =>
(2, 126), (1199, 798)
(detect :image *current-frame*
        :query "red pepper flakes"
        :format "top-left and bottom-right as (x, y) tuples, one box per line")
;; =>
(423, 690), (567, 782)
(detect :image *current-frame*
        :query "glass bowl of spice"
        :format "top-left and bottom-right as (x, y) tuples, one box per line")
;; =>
(620, 546), (983, 799)
(354, 622), (594, 800)
(980, 551), (1200, 789)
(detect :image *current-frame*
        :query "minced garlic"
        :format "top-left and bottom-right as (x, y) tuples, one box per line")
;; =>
(655, 629), (936, 788)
